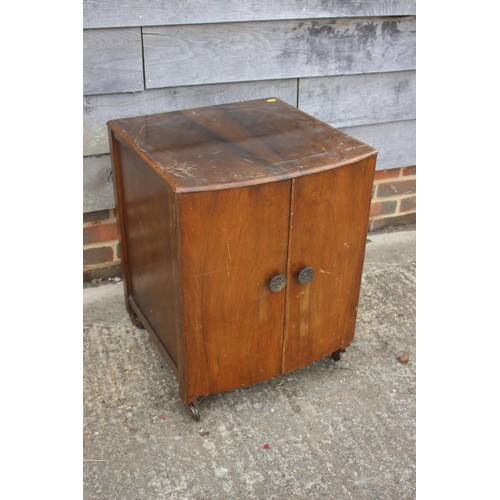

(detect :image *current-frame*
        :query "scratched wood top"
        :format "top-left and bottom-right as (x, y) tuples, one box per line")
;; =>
(107, 98), (377, 193)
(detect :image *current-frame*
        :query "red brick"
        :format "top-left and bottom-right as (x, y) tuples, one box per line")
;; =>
(368, 212), (416, 232)
(369, 200), (397, 218)
(374, 167), (402, 181)
(83, 246), (114, 266)
(402, 166), (416, 176)
(83, 209), (112, 224)
(83, 223), (119, 245)
(376, 179), (416, 198)
(400, 196), (416, 213)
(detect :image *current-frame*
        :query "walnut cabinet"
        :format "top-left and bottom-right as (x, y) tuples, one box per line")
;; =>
(107, 98), (377, 420)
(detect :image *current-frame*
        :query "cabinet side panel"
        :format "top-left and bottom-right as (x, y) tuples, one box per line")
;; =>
(283, 156), (376, 373)
(178, 182), (290, 401)
(119, 142), (181, 367)
(109, 132), (133, 315)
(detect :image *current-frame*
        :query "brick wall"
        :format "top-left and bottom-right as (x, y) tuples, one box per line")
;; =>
(369, 166), (416, 232)
(83, 166), (416, 281)
(83, 209), (121, 281)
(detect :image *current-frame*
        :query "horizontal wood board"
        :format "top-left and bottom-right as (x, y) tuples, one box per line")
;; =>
(84, 0), (416, 29)
(143, 17), (416, 89)
(84, 79), (298, 156)
(83, 28), (144, 95)
(341, 120), (416, 169)
(83, 155), (115, 212)
(299, 71), (416, 128)
(84, 120), (415, 213)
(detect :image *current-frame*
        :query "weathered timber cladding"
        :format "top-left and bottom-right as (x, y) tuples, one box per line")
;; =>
(82, 6), (416, 213)
(341, 120), (416, 169)
(83, 28), (144, 95)
(84, 0), (416, 29)
(299, 71), (416, 128)
(84, 79), (298, 156)
(143, 17), (416, 89)
(83, 155), (115, 212)
(84, 72), (416, 157)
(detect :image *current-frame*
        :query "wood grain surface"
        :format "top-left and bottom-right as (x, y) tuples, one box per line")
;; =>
(177, 182), (291, 402)
(85, 0), (416, 29)
(83, 28), (144, 95)
(143, 17), (416, 89)
(341, 120), (415, 170)
(117, 139), (182, 370)
(299, 71), (416, 128)
(107, 98), (376, 193)
(83, 155), (115, 212)
(283, 158), (376, 373)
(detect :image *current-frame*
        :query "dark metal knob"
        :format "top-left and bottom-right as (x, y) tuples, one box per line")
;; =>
(297, 266), (315, 285)
(269, 274), (287, 293)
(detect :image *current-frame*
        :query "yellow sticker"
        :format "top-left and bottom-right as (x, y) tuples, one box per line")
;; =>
(266, 98), (277, 102)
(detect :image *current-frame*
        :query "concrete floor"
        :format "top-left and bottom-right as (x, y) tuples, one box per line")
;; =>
(83, 228), (416, 499)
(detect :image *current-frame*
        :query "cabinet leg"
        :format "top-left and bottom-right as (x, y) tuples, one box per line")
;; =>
(187, 402), (201, 422)
(331, 349), (345, 362)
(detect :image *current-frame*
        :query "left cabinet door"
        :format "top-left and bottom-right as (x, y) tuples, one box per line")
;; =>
(178, 181), (291, 401)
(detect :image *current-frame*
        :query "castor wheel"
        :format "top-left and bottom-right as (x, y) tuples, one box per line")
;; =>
(128, 310), (145, 329)
(187, 403), (201, 421)
(331, 349), (345, 361)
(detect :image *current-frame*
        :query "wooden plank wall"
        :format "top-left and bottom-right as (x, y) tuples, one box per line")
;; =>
(83, 1), (416, 212)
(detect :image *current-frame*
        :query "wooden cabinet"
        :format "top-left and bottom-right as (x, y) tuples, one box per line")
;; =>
(107, 98), (377, 419)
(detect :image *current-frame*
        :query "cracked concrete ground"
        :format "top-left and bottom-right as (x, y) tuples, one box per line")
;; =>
(83, 228), (416, 499)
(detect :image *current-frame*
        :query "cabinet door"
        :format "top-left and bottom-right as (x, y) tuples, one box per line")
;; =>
(282, 158), (376, 373)
(178, 181), (291, 401)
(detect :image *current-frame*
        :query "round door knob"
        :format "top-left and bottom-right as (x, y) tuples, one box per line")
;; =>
(269, 274), (287, 293)
(297, 266), (315, 285)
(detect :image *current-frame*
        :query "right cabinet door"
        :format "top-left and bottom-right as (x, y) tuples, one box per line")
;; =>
(282, 158), (376, 373)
